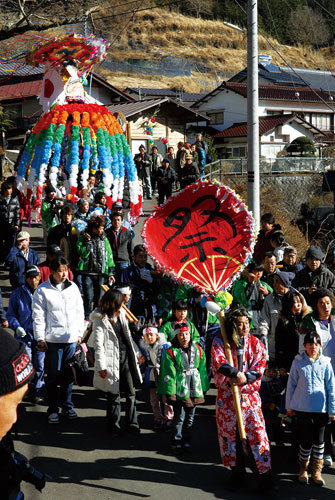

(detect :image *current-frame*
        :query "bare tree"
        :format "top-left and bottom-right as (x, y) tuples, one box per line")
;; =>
(186, 0), (214, 18)
(286, 5), (329, 47)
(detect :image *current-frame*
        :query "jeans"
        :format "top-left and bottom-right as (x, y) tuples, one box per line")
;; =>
(24, 341), (45, 395)
(115, 261), (129, 283)
(139, 173), (152, 198)
(82, 275), (104, 319)
(45, 342), (76, 414)
(171, 402), (196, 444)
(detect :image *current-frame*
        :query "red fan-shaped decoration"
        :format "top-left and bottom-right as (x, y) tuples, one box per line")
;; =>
(142, 181), (255, 295)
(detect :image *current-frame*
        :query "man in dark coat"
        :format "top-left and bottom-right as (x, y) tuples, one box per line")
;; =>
(0, 180), (20, 262)
(106, 213), (133, 282)
(179, 154), (200, 189)
(157, 158), (176, 205)
(292, 245), (335, 304)
(134, 145), (152, 199)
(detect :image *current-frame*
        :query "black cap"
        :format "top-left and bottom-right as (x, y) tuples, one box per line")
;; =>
(46, 244), (62, 257)
(25, 265), (40, 277)
(162, 158), (170, 164)
(0, 328), (34, 396)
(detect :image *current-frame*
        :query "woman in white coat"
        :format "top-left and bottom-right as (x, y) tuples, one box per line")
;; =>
(92, 289), (144, 435)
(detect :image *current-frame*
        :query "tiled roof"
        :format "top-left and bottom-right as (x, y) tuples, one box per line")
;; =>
(229, 66), (304, 86)
(214, 114), (322, 138)
(0, 62), (44, 80)
(0, 80), (42, 101)
(192, 81), (334, 107)
(107, 97), (208, 119)
(225, 82), (333, 102)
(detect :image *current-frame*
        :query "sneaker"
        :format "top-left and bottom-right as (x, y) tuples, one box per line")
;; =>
(110, 425), (123, 437)
(324, 454), (333, 466)
(61, 409), (78, 419)
(48, 412), (59, 424)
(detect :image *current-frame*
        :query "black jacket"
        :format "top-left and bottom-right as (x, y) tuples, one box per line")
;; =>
(134, 153), (151, 177)
(0, 194), (20, 228)
(291, 263), (335, 303)
(106, 226), (133, 264)
(275, 314), (303, 371)
(47, 222), (72, 247)
(179, 162), (200, 189)
(157, 166), (176, 187)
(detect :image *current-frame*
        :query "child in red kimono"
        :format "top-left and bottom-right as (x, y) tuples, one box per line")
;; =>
(211, 306), (272, 491)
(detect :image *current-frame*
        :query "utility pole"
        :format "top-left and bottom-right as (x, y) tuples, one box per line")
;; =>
(247, 0), (260, 230)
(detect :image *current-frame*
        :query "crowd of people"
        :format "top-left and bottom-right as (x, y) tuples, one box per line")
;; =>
(133, 134), (208, 203)
(1, 167), (335, 496)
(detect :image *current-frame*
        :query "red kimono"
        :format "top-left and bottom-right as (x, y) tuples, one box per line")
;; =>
(211, 334), (271, 474)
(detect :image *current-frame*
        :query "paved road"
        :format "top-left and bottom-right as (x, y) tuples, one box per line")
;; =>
(2, 200), (335, 499)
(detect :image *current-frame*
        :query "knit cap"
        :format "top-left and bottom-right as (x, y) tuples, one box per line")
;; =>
(305, 245), (325, 261)
(0, 328), (34, 396)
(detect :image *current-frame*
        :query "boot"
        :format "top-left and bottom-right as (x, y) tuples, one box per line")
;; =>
(298, 459), (309, 484)
(311, 459), (325, 486)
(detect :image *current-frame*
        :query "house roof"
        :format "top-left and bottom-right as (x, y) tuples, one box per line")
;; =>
(279, 66), (335, 92)
(229, 65), (304, 86)
(0, 63), (134, 102)
(125, 87), (206, 102)
(214, 114), (324, 139)
(0, 79), (42, 101)
(107, 97), (208, 120)
(192, 81), (335, 107)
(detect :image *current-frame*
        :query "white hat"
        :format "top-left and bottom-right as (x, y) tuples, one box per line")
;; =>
(17, 231), (30, 241)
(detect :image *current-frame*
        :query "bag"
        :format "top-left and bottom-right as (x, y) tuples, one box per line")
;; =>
(68, 343), (91, 386)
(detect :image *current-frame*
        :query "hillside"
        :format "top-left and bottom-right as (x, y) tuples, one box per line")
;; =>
(95, 9), (335, 92)
(2, 5), (335, 93)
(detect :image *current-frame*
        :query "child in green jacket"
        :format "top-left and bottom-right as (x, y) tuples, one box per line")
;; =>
(157, 323), (209, 454)
(159, 299), (200, 343)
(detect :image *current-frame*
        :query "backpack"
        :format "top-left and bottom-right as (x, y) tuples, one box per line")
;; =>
(67, 343), (91, 386)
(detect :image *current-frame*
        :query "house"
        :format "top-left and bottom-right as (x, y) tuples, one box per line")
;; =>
(229, 55), (335, 93)
(124, 87), (206, 105)
(0, 63), (135, 149)
(107, 98), (208, 156)
(229, 55), (305, 87)
(213, 113), (324, 159)
(191, 81), (335, 137)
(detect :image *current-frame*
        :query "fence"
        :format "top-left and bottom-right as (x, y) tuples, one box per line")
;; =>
(202, 157), (334, 180)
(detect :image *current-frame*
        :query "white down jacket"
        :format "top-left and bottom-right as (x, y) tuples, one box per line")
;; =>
(32, 278), (85, 343)
(92, 308), (143, 393)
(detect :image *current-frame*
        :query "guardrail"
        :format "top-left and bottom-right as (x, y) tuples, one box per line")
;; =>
(202, 157), (333, 180)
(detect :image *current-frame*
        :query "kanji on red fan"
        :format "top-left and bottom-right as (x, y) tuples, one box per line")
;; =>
(142, 181), (255, 295)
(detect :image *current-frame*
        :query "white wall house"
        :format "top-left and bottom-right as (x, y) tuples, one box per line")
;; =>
(191, 82), (334, 134)
(213, 114), (323, 159)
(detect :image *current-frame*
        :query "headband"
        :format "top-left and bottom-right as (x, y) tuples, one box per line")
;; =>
(143, 327), (158, 335)
(117, 286), (131, 295)
(174, 325), (190, 336)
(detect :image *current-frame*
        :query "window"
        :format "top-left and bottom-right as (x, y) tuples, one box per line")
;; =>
(224, 146), (247, 158)
(208, 111), (224, 125)
(305, 113), (332, 131)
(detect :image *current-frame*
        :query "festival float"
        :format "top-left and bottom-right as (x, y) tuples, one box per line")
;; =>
(14, 33), (141, 223)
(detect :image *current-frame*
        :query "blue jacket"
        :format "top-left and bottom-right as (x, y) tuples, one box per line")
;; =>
(286, 351), (335, 415)
(7, 284), (34, 343)
(7, 247), (40, 289)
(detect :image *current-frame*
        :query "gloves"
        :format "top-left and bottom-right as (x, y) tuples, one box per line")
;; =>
(16, 327), (26, 338)
(140, 268), (153, 283)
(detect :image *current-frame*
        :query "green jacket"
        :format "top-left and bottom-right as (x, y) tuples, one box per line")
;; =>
(41, 200), (58, 233)
(77, 234), (114, 275)
(157, 343), (209, 400)
(160, 318), (200, 343)
(232, 278), (272, 308)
